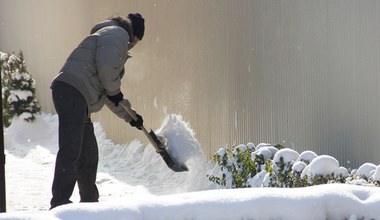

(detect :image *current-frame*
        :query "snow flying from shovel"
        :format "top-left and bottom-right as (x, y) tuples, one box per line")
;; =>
(121, 101), (188, 172)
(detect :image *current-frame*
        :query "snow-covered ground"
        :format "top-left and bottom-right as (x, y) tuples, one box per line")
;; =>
(1, 114), (380, 220)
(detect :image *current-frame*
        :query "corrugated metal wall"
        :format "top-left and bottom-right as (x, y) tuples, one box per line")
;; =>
(1, 0), (380, 167)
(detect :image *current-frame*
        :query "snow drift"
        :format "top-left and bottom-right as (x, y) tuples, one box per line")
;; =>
(2, 114), (380, 219)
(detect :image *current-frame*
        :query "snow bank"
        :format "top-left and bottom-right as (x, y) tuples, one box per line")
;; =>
(2, 184), (380, 220)
(4, 113), (212, 212)
(51, 184), (380, 220)
(95, 114), (211, 195)
(5, 114), (58, 149)
(3, 114), (380, 219)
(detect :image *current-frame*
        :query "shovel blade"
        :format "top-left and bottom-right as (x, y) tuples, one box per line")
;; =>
(148, 130), (188, 172)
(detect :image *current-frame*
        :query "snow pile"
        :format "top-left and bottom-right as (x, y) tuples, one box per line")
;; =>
(4, 114), (211, 211)
(2, 114), (380, 219)
(156, 114), (206, 169)
(95, 114), (211, 195)
(4, 113), (58, 148)
(2, 184), (380, 220)
(48, 184), (380, 220)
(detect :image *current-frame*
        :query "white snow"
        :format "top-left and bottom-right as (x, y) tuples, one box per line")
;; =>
(251, 145), (278, 162)
(335, 166), (349, 178)
(297, 150), (318, 164)
(7, 54), (17, 64)
(292, 160), (307, 173)
(215, 148), (226, 158)
(356, 163), (377, 179)
(246, 170), (268, 187)
(251, 147), (273, 161)
(155, 114), (206, 171)
(255, 142), (272, 149)
(302, 155), (340, 179)
(8, 90), (33, 102)
(0, 52), (8, 61)
(373, 166), (380, 181)
(18, 112), (33, 121)
(273, 148), (299, 164)
(246, 142), (255, 150)
(1, 114), (380, 219)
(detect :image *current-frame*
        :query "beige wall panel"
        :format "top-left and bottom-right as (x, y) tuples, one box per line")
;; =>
(1, 0), (380, 167)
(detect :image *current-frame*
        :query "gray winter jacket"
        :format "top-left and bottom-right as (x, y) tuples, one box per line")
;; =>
(52, 19), (135, 122)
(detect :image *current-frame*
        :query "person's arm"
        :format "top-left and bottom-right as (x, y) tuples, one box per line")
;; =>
(105, 98), (143, 129)
(104, 98), (133, 122)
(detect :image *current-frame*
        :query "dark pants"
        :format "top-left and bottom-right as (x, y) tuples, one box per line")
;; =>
(50, 81), (99, 209)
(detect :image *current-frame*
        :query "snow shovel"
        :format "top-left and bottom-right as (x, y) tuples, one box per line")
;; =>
(120, 101), (188, 172)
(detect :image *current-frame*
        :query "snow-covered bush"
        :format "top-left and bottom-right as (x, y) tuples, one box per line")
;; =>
(208, 143), (283, 188)
(1, 51), (41, 127)
(267, 148), (299, 187)
(356, 163), (377, 181)
(291, 161), (309, 187)
(345, 163), (380, 186)
(208, 144), (258, 188)
(301, 155), (341, 185)
(208, 143), (380, 189)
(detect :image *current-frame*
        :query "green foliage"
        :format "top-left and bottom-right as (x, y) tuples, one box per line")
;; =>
(311, 174), (335, 185)
(208, 144), (278, 188)
(1, 51), (41, 127)
(268, 157), (294, 187)
(233, 148), (257, 188)
(208, 143), (379, 189)
(208, 146), (260, 188)
(208, 151), (229, 186)
(291, 167), (309, 187)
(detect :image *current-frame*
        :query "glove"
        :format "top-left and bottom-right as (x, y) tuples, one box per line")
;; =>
(130, 114), (143, 130)
(107, 92), (123, 106)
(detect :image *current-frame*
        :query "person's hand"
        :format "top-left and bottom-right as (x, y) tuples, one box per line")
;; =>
(107, 92), (123, 106)
(130, 114), (143, 130)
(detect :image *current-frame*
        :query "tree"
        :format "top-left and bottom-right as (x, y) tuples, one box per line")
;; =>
(1, 51), (41, 127)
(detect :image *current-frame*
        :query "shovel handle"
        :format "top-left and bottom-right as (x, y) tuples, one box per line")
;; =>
(119, 101), (138, 121)
(119, 101), (162, 152)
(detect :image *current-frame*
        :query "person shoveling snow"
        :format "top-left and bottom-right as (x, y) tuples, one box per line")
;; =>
(48, 12), (198, 210)
(49, 14), (147, 209)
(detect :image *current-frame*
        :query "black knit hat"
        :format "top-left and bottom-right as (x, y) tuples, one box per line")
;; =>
(128, 13), (145, 40)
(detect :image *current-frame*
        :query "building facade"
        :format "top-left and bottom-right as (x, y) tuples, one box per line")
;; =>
(1, 0), (380, 167)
